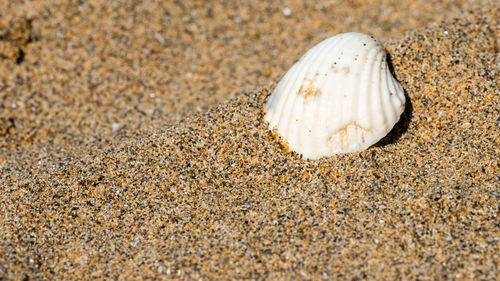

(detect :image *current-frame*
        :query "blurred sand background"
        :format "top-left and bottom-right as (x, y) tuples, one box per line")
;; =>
(0, 0), (498, 280)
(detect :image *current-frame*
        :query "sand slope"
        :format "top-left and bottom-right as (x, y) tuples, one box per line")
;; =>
(0, 0), (492, 151)
(0, 3), (498, 280)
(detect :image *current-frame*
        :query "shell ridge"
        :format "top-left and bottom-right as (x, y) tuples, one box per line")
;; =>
(360, 44), (378, 146)
(266, 67), (292, 114)
(269, 41), (324, 131)
(268, 41), (328, 126)
(351, 38), (372, 150)
(342, 35), (360, 151)
(392, 72), (406, 108)
(284, 38), (338, 153)
(323, 34), (365, 154)
(382, 61), (398, 123)
(268, 57), (307, 127)
(314, 55), (335, 158)
(329, 35), (357, 154)
(297, 40), (334, 158)
(350, 35), (373, 149)
(374, 51), (389, 131)
(397, 81), (405, 103)
(386, 66), (405, 119)
(264, 32), (406, 159)
(297, 38), (342, 156)
(337, 35), (357, 128)
(310, 37), (345, 158)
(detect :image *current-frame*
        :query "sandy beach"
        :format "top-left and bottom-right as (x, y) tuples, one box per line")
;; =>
(0, 0), (498, 280)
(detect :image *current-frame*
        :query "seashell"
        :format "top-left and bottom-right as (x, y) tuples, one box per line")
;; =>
(265, 32), (405, 160)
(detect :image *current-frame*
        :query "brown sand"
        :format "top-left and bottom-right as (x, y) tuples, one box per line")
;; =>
(1, 1), (499, 280)
(0, 0), (493, 151)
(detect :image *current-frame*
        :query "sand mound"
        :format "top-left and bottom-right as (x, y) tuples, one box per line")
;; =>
(0, 0), (492, 151)
(1, 3), (498, 279)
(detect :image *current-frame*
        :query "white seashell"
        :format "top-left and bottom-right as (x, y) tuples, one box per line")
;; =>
(265, 32), (405, 160)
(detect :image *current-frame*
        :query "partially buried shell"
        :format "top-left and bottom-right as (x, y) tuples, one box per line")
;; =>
(265, 32), (405, 160)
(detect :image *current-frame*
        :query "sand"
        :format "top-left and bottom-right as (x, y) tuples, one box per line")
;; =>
(0, 0), (499, 280)
(0, 0), (493, 151)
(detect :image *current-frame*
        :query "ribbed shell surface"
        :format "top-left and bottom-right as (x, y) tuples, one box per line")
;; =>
(264, 32), (405, 160)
